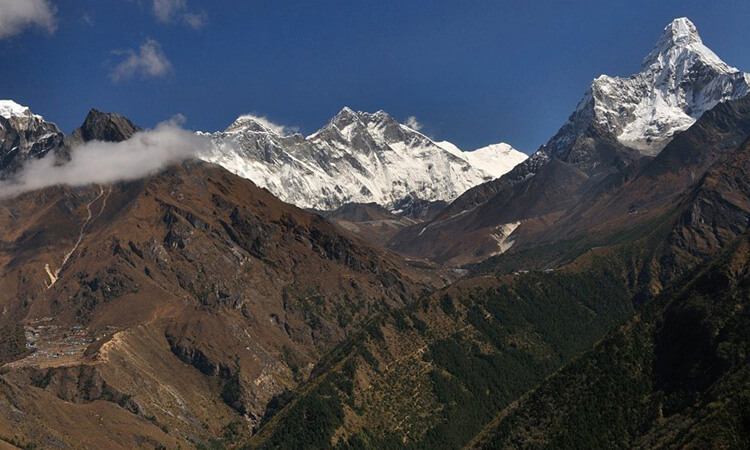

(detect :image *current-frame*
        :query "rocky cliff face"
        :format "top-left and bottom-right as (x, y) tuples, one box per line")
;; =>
(0, 104), (144, 181)
(67, 109), (142, 144)
(0, 100), (66, 178)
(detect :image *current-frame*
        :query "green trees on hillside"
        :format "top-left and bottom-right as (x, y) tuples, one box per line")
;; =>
(477, 235), (750, 449)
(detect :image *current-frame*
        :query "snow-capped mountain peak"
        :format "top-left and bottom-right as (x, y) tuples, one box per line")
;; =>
(202, 109), (527, 211)
(307, 106), (364, 140)
(542, 17), (750, 161)
(471, 143), (521, 162)
(643, 17), (735, 74)
(312, 108), (432, 149)
(331, 106), (358, 122)
(0, 100), (41, 121)
(225, 114), (292, 136)
(0, 100), (65, 178)
(438, 141), (525, 174)
(650, 17), (702, 51)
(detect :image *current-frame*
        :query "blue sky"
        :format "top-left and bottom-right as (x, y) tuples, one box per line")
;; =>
(1, 0), (750, 152)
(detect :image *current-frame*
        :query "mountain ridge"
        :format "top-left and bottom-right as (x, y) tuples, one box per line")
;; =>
(387, 17), (750, 266)
(202, 107), (527, 211)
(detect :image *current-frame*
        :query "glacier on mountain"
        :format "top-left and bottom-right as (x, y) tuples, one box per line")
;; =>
(202, 108), (527, 211)
(543, 17), (750, 159)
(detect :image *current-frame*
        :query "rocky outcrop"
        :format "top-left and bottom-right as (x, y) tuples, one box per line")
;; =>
(67, 109), (141, 144)
(0, 100), (66, 178)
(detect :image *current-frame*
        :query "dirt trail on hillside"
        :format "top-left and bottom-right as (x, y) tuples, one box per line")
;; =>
(45, 186), (108, 288)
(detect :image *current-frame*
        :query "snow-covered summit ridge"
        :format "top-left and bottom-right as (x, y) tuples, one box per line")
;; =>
(544, 17), (750, 158)
(203, 107), (527, 211)
(0, 100), (41, 120)
(225, 114), (296, 136)
(647, 17), (702, 58)
(437, 141), (523, 173)
(643, 17), (737, 74)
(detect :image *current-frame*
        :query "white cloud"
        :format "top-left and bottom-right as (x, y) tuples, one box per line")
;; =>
(0, 0), (57, 39)
(153, 0), (184, 22)
(405, 116), (423, 132)
(0, 116), (210, 198)
(182, 11), (207, 29)
(153, 0), (206, 29)
(235, 114), (298, 136)
(110, 38), (173, 83)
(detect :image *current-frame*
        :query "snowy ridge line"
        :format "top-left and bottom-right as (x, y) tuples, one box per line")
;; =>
(201, 108), (527, 211)
(543, 17), (750, 159)
(0, 100), (41, 120)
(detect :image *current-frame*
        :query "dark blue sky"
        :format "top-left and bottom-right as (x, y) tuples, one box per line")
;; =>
(2, 0), (750, 152)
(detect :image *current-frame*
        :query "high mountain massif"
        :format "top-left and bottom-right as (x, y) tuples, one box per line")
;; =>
(203, 107), (526, 212)
(0, 16), (749, 450)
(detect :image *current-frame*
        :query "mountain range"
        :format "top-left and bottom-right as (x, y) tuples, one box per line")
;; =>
(202, 107), (527, 212)
(0, 100), (526, 217)
(387, 17), (750, 266)
(1, 16), (750, 450)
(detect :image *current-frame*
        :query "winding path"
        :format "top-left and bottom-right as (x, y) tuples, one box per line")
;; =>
(45, 186), (109, 289)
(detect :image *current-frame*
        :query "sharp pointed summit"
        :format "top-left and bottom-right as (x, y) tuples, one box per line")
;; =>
(642, 17), (735, 73)
(74, 109), (141, 143)
(393, 18), (750, 266)
(325, 106), (366, 134)
(538, 17), (750, 161)
(335, 106), (357, 118)
(660, 17), (701, 46)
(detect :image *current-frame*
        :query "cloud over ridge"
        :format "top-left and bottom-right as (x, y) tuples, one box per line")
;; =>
(404, 115), (423, 132)
(0, 116), (210, 198)
(234, 114), (299, 136)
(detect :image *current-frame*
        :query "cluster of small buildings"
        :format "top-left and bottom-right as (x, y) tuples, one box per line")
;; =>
(21, 320), (95, 362)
